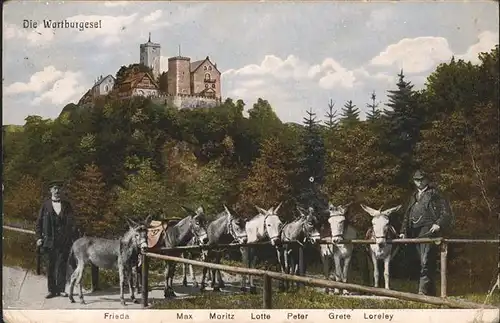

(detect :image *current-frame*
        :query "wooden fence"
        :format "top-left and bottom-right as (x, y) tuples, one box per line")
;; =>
(3, 224), (498, 310)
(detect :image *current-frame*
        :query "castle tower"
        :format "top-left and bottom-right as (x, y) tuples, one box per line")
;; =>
(167, 56), (191, 95)
(139, 32), (161, 79)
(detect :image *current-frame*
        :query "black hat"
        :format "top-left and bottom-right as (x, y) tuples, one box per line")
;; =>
(48, 180), (64, 188)
(412, 170), (426, 180)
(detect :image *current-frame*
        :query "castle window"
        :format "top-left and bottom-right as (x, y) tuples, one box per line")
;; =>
(105, 85), (109, 92)
(212, 84), (215, 88)
(204, 73), (210, 81)
(208, 66), (212, 71)
(204, 66), (208, 71)
(205, 84), (209, 89)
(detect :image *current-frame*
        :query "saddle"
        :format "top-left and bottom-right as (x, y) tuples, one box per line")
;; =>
(147, 218), (180, 248)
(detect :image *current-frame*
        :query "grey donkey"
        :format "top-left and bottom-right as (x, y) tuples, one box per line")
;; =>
(66, 215), (151, 305)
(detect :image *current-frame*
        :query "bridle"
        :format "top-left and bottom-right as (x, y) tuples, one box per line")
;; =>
(263, 213), (282, 241)
(190, 215), (208, 243)
(227, 216), (247, 243)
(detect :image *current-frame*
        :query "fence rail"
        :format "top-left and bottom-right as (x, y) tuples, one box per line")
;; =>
(142, 252), (497, 310)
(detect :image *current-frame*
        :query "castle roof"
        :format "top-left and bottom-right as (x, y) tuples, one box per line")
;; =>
(121, 72), (158, 89)
(93, 74), (115, 87)
(190, 60), (204, 72)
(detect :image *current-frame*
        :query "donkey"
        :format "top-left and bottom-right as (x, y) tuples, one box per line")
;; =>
(360, 204), (402, 290)
(66, 215), (151, 305)
(161, 206), (209, 298)
(319, 202), (356, 295)
(181, 235), (211, 288)
(243, 202), (284, 293)
(199, 205), (248, 291)
(280, 206), (321, 290)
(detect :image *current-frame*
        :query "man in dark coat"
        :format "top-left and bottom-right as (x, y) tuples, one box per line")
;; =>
(36, 180), (79, 299)
(399, 170), (454, 296)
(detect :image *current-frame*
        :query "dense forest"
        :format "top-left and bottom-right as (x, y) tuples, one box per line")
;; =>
(3, 46), (498, 290)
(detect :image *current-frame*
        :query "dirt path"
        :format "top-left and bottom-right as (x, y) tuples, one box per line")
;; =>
(2, 266), (245, 309)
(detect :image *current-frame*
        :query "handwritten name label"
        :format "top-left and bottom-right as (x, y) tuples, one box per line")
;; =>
(251, 312), (271, 320)
(364, 313), (394, 321)
(287, 312), (309, 320)
(176, 312), (194, 320)
(328, 312), (352, 320)
(104, 313), (130, 320)
(209, 312), (235, 320)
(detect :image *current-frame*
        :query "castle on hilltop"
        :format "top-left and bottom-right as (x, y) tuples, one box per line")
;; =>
(78, 33), (222, 109)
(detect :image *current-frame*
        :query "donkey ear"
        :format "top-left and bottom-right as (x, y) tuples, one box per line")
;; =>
(181, 205), (195, 215)
(144, 214), (153, 225)
(196, 206), (204, 215)
(328, 202), (333, 209)
(344, 201), (353, 208)
(382, 205), (402, 216)
(223, 204), (232, 217)
(255, 205), (267, 214)
(360, 204), (378, 217)
(273, 201), (283, 214)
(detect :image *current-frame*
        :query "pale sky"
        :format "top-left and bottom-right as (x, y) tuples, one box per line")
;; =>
(3, 1), (499, 125)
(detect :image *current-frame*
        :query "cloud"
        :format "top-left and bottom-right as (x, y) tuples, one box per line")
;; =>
(103, 1), (129, 7)
(4, 66), (86, 106)
(32, 71), (86, 106)
(370, 36), (454, 74)
(143, 10), (163, 23)
(4, 66), (63, 95)
(457, 30), (499, 63)
(3, 22), (55, 46)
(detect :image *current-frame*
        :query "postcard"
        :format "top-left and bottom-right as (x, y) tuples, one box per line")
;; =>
(2, 1), (499, 323)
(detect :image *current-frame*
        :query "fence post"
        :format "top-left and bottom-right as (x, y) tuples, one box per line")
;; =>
(262, 274), (272, 309)
(142, 254), (149, 308)
(440, 241), (448, 298)
(35, 246), (41, 275)
(298, 244), (305, 288)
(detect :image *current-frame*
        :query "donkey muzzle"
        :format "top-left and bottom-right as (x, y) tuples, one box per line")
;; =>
(270, 237), (281, 246)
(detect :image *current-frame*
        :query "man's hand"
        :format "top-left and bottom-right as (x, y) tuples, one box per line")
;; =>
(429, 224), (440, 233)
(36, 239), (43, 247)
(398, 233), (405, 239)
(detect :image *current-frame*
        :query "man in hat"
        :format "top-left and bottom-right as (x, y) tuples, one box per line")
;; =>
(399, 170), (454, 296)
(36, 180), (78, 298)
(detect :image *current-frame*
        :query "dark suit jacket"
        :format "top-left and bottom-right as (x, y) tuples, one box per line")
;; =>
(401, 185), (454, 237)
(35, 199), (78, 250)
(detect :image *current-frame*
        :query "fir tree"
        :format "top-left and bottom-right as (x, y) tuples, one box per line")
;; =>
(324, 99), (338, 129)
(340, 100), (360, 127)
(297, 108), (327, 210)
(382, 69), (423, 186)
(366, 90), (382, 121)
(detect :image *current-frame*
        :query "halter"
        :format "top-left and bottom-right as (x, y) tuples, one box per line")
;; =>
(282, 217), (317, 245)
(227, 216), (247, 243)
(190, 215), (207, 243)
(263, 214), (282, 241)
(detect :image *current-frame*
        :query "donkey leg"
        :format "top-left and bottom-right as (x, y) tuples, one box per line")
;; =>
(129, 268), (138, 303)
(189, 264), (198, 288)
(68, 263), (82, 303)
(333, 254), (342, 295)
(371, 252), (379, 289)
(321, 252), (331, 294)
(163, 263), (170, 298)
(249, 249), (257, 294)
(384, 256), (390, 290)
(342, 255), (352, 295)
(166, 263), (177, 297)
(75, 264), (86, 304)
(118, 264), (126, 306)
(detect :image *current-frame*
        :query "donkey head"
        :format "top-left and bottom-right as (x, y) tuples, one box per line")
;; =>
(224, 205), (248, 244)
(182, 205), (209, 245)
(360, 204), (401, 246)
(255, 202), (283, 246)
(297, 206), (321, 244)
(327, 202), (352, 244)
(125, 214), (151, 253)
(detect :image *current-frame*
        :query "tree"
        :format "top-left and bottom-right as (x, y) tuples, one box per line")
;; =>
(382, 70), (422, 186)
(340, 100), (360, 127)
(324, 99), (338, 129)
(67, 163), (110, 236)
(366, 90), (382, 122)
(237, 135), (296, 220)
(296, 108), (327, 210)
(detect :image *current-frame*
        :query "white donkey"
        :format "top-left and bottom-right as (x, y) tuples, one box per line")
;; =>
(360, 204), (402, 290)
(243, 202), (284, 293)
(319, 202), (356, 295)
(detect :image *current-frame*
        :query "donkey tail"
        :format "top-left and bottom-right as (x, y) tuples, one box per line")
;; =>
(66, 247), (77, 283)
